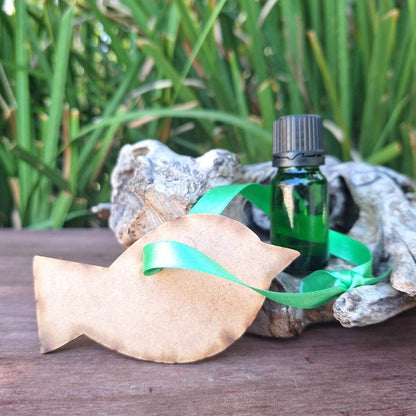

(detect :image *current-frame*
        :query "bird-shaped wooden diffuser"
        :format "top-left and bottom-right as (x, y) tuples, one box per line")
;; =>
(33, 214), (298, 363)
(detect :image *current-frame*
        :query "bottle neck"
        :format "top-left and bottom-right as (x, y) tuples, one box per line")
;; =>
(277, 165), (321, 174)
(272, 152), (324, 168)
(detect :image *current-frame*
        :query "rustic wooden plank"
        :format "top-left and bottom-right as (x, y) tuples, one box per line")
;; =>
(1, 229), (416, 415)
(0, 229), (123, 286)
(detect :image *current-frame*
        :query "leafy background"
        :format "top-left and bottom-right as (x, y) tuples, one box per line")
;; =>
(1, 0), (415, 228)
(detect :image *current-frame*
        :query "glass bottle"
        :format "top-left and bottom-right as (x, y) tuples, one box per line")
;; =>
(270, 115), (329, 274)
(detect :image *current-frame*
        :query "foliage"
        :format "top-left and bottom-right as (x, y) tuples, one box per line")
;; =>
(1, 0), (415, 228)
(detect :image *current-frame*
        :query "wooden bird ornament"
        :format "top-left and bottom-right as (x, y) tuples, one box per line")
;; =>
(33, 214), (299, 363)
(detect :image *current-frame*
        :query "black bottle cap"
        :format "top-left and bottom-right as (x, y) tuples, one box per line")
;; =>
(273, 114), (325, 167)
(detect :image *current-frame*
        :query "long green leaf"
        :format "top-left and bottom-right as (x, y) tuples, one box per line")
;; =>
(392, 1), (416, 105)
(9, 144), (71, 192)
(373, 96), (409, 154)
(15, 0), (32, 218)
(43, 4), (74, 166)
(359, 9), (399, 157)
(366, 141), (401, 165)
(336, 0), (351, 139)
(323, 0), (337, 77)
(29, 209), (92, 229)
(120, 0), (151, 35)
(165, 2), (181, 59)
(228, 51), (252, 160)
(50, 191), (73, 228)
(279, 0), (304, 113)
(82, 109), (125, 190)
(307, 30), (350, 159)
(171, 0), (228, 105)
(75, 108), (271, 148)
(138, 39), (196, 103)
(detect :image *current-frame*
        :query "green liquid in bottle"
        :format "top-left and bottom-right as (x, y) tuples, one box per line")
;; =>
(270, 166), (329, 273)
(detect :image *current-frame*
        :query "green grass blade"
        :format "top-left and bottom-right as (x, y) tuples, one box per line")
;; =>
(42, 4), (74, 166)
(307, 30), (350, 159)
(336, 0), (351, 139)
(0, 139), (15, 176)
(173, 0), (234, 111)
(307, 31), (340, 120)
(9, 144), (71, 192)
(366, 141), (401, 165)
(228, 51), (252, 160)
(27, 19), (52, 77)
(354, 0), (371, 76)
(373, 96), (409, 154)
(120, 0), (151, 35)
(323, 0), (337, 77)
(171, 0), (228, 105)
(173, 0), (200, 44)
(0, 63), (16, 111)
(29, 209), (92, 229)
(399, 123), (416, 179)
(138, 39), (197, 103)
(82, 109), (125, 190)
(50, 191), (73, 228)
(279, 0), (304, 113)
(392, 2), (416, 105)
(165, 2), (180, 58)
(15, 0), (33, 219)
(68, 108), (80, 192)
(76, 108), (271, 149)
(359, 8), (399, 157)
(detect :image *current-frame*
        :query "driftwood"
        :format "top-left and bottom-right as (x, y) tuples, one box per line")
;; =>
(100, 139), (416, 336)
(324, 162), (416, 327)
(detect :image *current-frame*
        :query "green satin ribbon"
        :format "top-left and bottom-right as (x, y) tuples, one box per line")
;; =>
(142, 183), (390, 309)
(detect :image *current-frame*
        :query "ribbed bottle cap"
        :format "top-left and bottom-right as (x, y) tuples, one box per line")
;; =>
(273, 114), (324, 167)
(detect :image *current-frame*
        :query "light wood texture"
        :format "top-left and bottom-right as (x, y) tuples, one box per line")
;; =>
(1, 229), (416, 415)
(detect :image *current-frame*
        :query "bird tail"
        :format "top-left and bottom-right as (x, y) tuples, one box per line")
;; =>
(33, 255), (103, 353)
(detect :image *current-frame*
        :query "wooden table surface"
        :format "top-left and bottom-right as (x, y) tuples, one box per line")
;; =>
(1, 229), (415, 416)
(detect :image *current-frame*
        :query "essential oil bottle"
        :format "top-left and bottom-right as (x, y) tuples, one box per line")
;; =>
(270, 114), (329, 274)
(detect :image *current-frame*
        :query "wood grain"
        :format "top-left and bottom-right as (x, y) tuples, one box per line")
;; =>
(1, 229), (415, 415)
